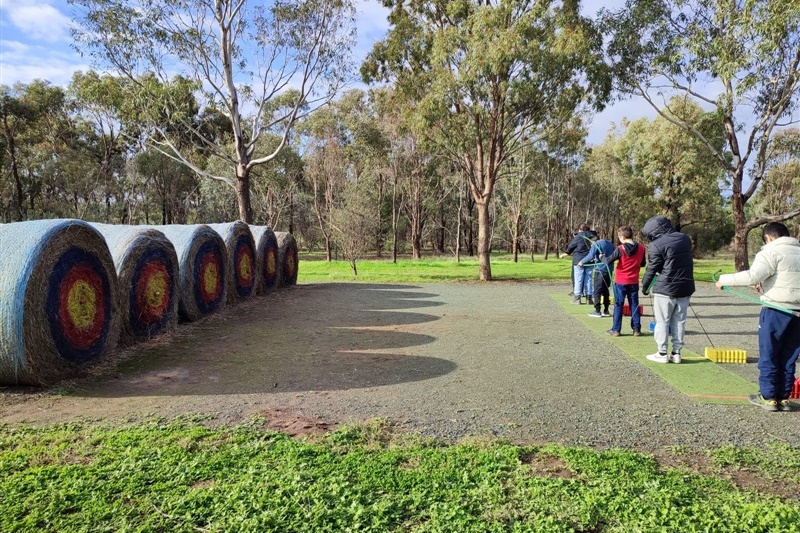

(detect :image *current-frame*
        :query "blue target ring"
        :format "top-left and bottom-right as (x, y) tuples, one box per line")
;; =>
(46, 247), (113, 364)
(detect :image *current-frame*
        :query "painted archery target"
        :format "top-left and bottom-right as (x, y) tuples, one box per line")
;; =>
(47, 247), (112, 361)
(275, 231), (299, 286)
(209, 222), (256, 302)
(0, 220), (121, 386)
(90, 224), (179, 344)
(151, 224), (227, 322)
(249, 225), (279, 293)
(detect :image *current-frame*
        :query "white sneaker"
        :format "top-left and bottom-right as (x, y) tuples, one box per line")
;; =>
(646, 352), (669, 364)
(669, 353), (681, 364)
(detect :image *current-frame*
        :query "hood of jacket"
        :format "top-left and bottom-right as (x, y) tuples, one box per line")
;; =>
(621, 241), (640, 256)
(642, 215), (675, 242)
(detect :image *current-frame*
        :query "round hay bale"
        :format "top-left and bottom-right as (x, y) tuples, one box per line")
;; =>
(89, 224), (179, 344)
(275, 231), (299, 286)
(150, 225), (227, 322)
(0, 219), (121, 386)
(248, 225), (279, 293)
(208, 222), (256, 302)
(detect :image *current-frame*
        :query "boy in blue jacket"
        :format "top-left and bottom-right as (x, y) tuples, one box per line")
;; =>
(579, 235), (616, 318)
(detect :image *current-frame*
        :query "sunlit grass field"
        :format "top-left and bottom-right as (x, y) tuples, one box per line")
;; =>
(298, 252), (735, 284)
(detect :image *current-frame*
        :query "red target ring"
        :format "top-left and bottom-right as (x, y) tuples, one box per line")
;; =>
(135, 260), (171, 324)
(57, 263), (106, 350)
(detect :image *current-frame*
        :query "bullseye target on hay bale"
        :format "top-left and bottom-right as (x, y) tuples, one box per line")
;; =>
(151, 225), (227, 322)
(275, 231), (299, 287)
(209, 222), (256, 302)
(249, 225), (279, 293)
(0, 219), (121, 386)
(89, 224), (179, 345)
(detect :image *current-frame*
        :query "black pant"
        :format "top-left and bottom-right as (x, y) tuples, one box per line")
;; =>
(593, 268), (611, 312)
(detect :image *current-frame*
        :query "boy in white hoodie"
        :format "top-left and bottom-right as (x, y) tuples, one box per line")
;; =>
(716, 222), (800, 412)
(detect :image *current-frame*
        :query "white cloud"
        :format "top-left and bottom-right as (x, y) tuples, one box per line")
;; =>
(0, 39), (89, 86)
(2, 1), (72, 43)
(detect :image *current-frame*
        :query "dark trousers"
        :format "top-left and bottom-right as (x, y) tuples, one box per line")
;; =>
(758, 308), (800, 400)
(592, 269), (611, 312)
(612, 283), (641, 333)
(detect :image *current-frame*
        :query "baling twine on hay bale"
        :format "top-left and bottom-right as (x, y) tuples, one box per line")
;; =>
(275, 231), (299, 287)
(248, 225), (279, 294)
(208, 222), (256, 303)
(149, 225), (228, 322)
(0, 219), (121, 386)
(89, 223), (179, 345)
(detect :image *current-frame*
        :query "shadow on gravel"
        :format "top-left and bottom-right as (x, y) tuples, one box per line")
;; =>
(66, 283), (455, 398)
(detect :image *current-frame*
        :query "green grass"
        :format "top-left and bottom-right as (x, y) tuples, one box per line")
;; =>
(1, 419), (798, 532)
(298, 253), (734, 284)
(551, 293), (754, 405)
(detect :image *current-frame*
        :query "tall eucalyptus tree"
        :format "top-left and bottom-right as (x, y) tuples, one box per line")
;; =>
(363, 0), (609, 280)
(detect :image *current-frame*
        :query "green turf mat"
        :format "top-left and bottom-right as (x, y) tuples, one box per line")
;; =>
(551, 293), (754, 405)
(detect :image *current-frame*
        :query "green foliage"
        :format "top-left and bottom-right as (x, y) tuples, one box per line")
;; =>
(299, 254), (733, 284)
(1, 420), (798, 532)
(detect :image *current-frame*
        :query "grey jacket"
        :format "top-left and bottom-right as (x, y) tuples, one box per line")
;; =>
(718, 236), (800, 311)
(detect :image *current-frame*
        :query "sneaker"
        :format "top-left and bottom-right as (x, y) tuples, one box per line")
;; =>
(748, 394), (779, 412)
(778, 400), (793, 412)
(571, 297), (581, 304)
(646, 352), (669, 363)
(601, 310), (611, 317)
(632, 329), (641, 337)
(668, 352), (682, 364)
(587, 310), (602, 318)
(605, 330), (621, 337)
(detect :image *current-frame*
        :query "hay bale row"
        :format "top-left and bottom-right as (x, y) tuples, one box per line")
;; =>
(0, 220), (121, 386)
(0, 220), (298, 386)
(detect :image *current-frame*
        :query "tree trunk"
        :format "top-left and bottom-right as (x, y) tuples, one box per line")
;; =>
(376, 172), (383, 258)
(411, 222), (422, 259)
(392, 172), (398, 263)
(235, 167), (253, 223)
(512, 211), (521, 263)
(544, 216), (551, 260)
(477, 200), (492, 281)
(732, 191), (750, 271)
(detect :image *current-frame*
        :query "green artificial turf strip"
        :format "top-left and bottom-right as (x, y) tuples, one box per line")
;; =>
(551, 293), (754, 405)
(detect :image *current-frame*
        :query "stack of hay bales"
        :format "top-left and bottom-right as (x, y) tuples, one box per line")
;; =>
(89, 224), (179, 345)
(275, 231), (299, 287)
(208, 222), (257, 302)
(249, 225), (279, 293)
(151, 225), (228, 322)
(0, 220), (121, 385)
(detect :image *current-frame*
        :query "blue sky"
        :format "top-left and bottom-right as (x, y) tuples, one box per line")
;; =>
(0, 0), (648, 146)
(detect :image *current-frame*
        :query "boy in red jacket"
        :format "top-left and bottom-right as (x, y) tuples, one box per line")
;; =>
(602, 226), (646, 336)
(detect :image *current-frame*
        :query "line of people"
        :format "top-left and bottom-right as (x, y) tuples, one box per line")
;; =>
(561, 216), (800, 412)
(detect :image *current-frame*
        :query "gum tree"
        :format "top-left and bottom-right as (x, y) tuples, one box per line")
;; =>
(363, 0), (609, 280)
(71, 0), (355, 223)
(604, 0), (800, 269)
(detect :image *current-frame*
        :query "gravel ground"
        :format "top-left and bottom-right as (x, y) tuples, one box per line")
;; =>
(1, 280), (798, 451)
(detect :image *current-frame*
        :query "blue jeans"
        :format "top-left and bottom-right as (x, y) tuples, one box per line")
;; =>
(758, 308), (800, 400)
(612, 283), (641, 333)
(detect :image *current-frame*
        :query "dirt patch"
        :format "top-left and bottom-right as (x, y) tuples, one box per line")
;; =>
(251, 407), (334, 438)
(521, 452), (577, 480)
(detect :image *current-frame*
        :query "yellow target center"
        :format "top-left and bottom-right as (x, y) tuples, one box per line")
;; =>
(266, 253), (276, 275)
(287, 254), (296, 274)
(144, 272), (168, 309)
(67, 280), (97, 330)
(203, 263), (219, 294)
(239, 254), (253, 280)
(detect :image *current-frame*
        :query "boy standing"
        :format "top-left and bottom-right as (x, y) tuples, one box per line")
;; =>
(716, 222), (800, 412)
(561, 224), (598, 304)
(578, 235), (615, 317)
(602, 226), (646, 336)
(641, 215), (695, 364)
